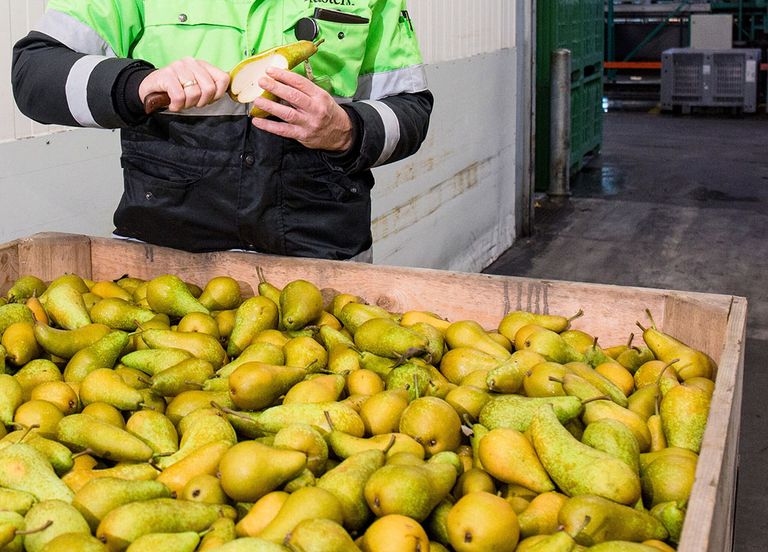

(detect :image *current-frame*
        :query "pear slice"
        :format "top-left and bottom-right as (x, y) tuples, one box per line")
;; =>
(228, 40), (324, 118)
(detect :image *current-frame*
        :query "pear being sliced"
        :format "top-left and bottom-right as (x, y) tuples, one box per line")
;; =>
(229, 53), (290, 104)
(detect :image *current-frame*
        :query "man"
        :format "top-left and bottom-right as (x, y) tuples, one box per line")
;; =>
(12, 1), (433, 260)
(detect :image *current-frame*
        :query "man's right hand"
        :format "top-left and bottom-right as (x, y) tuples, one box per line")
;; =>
(139, 57), (230, 112)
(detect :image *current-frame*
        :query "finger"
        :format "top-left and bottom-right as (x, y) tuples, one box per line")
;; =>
(187, 64), (218, 108)
(250, 96), (303, 125)
(266, 66), (322, 97)
(251, 116), (305, 142)
(162, 75), (187, 112)
(259, 73), (312, 111)
(198, 60), (231, 100)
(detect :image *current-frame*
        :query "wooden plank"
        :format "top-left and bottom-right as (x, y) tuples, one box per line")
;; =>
(676, 296), (746, 552)
(0, 238), (20, 295)
(16, 232), (92, 282)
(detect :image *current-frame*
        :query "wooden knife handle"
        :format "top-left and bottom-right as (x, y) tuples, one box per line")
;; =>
(144, 92), (171, 114)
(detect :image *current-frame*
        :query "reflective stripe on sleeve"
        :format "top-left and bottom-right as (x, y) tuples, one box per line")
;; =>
(34, 9), (116, 57)
(355, 65), (428, 101)
(360, 100), (401, 167)
(65, 55), (106, 127)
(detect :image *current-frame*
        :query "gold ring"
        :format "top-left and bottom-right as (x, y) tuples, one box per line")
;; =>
(181, 79), (198, 88)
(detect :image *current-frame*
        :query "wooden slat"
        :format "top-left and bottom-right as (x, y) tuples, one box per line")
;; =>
(16, 232), (92, 282)
(0, 239), (20, 295)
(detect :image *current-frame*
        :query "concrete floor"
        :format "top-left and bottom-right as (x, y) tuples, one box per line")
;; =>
(484, 110), (768, 550)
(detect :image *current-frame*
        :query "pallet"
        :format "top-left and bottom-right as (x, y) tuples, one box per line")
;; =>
(0, 232), (747, 551)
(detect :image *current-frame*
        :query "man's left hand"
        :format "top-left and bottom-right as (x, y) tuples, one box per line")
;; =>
(250, 67), (353, 152)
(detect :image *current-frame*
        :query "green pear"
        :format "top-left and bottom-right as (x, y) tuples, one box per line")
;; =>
(120, 348), (192, 376)
(424, 497), (453, 546)
(318, 324), (357, 350)
(584, 541), (660, 551)
(217, 342), (285, 379)
(197, 517), (236, 550)
(72, 477), (171, 531)
(581, 418), (641, 474)
(5, 275), (47, 303)
(33, 322), (111, 359)
(124, 531), (200, 552)
(23, 499), (91, 552)
(354, 318), (428, 360)
(271, 424), (329, 475)
(255, 401), (365, 436)
(0, 303), (36, 336)
(520, 328), (585, 364)
(338, 302), (393, 335)
(0, 488), (37, 515)
(89, 298), (155, 331)
(145, 274), (209, 318)
(279, 279), (323, 331)
(384, 361), (431, 401)
(0, 374), (24, 425)
(479, 394), (583, 432)
(228, 362), (309, 411)
(0, 443), (74, 503)
(43, 284), (92, 330)
(63, 330), (130, 383)
(199, 537), (288, 551)
(140, 328), (227, 370)
(649, 500), (685, 544)
(558, 494), (667, 546)
(478, 428), (554, 493)
(150, 357), (214, 397)
(582, 399), (652, 452)
(530, 405), (641, 505)
(96, 498), (235, 551)
(165, 390), (234, 425)
(317, 448), (388, 532)
(0, 431), (74, 475)
(445, 320), (511, 360)
(486, 351), (545, 394)
(257, 486), (345, 543)
(563, 362), (629, 407)
(446, 491), (521, 552)
(659, 382), (711, 453)
(399, 397), (462, 456)
(637, 313), (716, 380)
(283, 335), (328, 370)
(497, 309), (580, 343)
(36, 532), (108, 552)
(79, 368), (144, 410)
(154, 408), (236, 469)
(284, 518), (360, 552)
(641, 454), (697, 507)
(125, 410), (179, 455)
(0, 510), (28, 552)
(364, 453), (460, 521)
(227, 296), (279, 357)
(56, 414), (154, 463)
(627, 384), (660, 421)
(218, 440), (307, 502)
(198, 276), (244, 311)
(617, 346), (655, 374)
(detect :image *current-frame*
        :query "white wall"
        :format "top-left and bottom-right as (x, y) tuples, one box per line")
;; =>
(0, 1), (532, 272)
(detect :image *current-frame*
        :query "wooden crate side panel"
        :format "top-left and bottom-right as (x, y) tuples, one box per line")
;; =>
(662, 293), (735, 366)
(16, 233), (93, 282)
(678, 296), (746, 552)
(0, 239), (20, 295)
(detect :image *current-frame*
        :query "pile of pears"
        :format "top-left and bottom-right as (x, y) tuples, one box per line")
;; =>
(0, 269), (718, 551)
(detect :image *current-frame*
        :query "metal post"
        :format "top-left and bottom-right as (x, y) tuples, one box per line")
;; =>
(548, 48), (571, 200)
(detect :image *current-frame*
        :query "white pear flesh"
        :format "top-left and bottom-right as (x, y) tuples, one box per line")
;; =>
(230, 54), (290, 103)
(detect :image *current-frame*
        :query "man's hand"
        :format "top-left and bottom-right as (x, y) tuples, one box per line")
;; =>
(139, 58), (230, 112)
(250, 67), (353, 152)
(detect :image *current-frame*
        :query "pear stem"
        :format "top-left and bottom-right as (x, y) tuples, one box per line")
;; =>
(314, 38), (326, 47)
(15, 520), (53, 536)
(581, 395), (610, 405)
(636, 321), (648, 332)
(15, 423), (40, 444)
(413, 373), (421, 399)
(210, 401), (257, 423)
(655, 358), (681, 386)
(255, 266), (267, 285)
(568, 309), (585, 323)
(71, 448), (94, 460)
(626, 333), (635, 348)
(323, 410), (336, 432)
(382, 434), (397, 455)
(645, 309), (658, 330)
(548, 376), (565, 385)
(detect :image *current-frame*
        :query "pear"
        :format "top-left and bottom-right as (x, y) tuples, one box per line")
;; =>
(90, 280), (133, 301)
(497, 309), (581, 342)
(408, 321), (446, 364)
(581, 418), (641, 473)
(61, 463), (160, 495)
(479, 394), (583, 432)
(13, 359), (62, 400)
(140, 329), (226, 370)
(123, 531), (200, 552)
(279, 279), (324, 331)
(155, 439), (232, 495)
(0, 431), (74, 475)
(227, 296), (279, 357)
(339, 302), (394, 335)
(73, 478), (172, 530)
(558, 494), (668, 546)
(0, 303), (36, 337)
(30, 380), (80, 415)
(228, 361), (309, 411)
(399, 397), (461, 456)
(89, 298), (155, 331)
(486, 350), (544, 393)
(359, 389), (410, 435)
(79, 368), (144, 410)
(641, 454), (697, 507)
(154, 408), (237, 469)
(563, 361), (629, 407)
(0, 488), (37, 515)
(358, 514), (429, 552)
(150, 357), (215, 397)
(23, 499), (91, 552)
(0, 443), (74, 503)
(530, 405), (641, 505)
(255, 401), (365, 436)
(236, 491), (290, 537)
(627, 384), (660, 421)
(517, 491), (569, 538)
(317, 448), (387, 532)
(524, 361), (567, 397)
(120, 348), (192, 376)
(198, 517), (237, 551)
(637, 312), (716, 380)
(659, 381), (711, 453)
(125, 410), (179, 455)
(198, 537), (288, 551)
(5, 275), (47, 303)
(346, 369), (385, 396)
(229, 40), (323, 117)
(446, 491), (520, 552)
(145, 274), (209, 318)
(198, 276), (243, 311)
(2, 322), (40, 366)
(0, 374), (24, 425)
(80, 402), (126, 428)
(96, 498), (235, 551)
(218, 440), (306, 502)
(445, 320), (511, 360)
(477, 428), (554, 493)
(56, 414), (154, 463)
(520, 328), (586, 364)
(444, 385), (491, 423)
(63, 330), (130, 383)
(649, 501), (685, 544)
(363, 454), (460, 521)
(354, 318), (428, 359)
(12, 399), (63, 439)
(43, 283), (92, 330)
(37, 532), (109, 552)
(272, 424), (328, 475)
(284, 518), (360, 552)
(424, 497), (454, 545)
(256, 486), (344, 543)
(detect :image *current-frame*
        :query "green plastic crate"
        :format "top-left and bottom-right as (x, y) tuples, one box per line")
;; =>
(536, 0), (604, 192)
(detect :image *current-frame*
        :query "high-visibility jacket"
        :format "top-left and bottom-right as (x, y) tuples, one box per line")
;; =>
(12, 0), (433, 259)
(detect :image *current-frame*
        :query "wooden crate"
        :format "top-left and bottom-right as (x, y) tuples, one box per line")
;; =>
(0, 232), (747, 551)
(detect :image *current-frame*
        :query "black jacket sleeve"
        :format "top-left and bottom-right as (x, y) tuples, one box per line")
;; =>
(322, 90), (434, 174)
(12, 30), (153, 128)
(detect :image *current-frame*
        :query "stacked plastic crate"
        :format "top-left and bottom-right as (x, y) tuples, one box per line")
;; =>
(535, 0), (604, 191)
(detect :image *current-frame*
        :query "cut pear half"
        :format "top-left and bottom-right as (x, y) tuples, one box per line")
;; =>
(229, 53), (290, 104)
